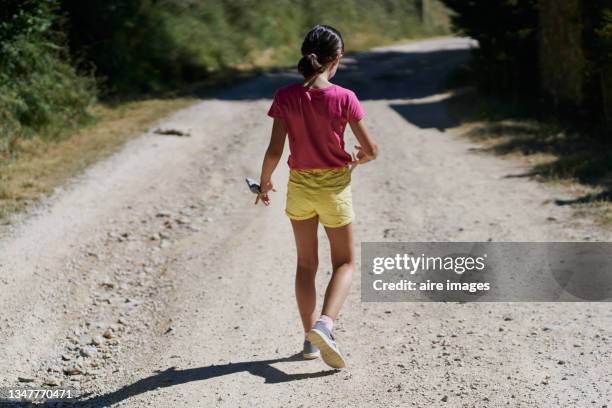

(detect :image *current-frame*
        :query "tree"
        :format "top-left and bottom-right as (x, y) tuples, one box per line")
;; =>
(441, 0), (539, 98)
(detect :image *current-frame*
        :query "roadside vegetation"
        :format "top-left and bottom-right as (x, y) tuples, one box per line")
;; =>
(442, 0), (612, 225)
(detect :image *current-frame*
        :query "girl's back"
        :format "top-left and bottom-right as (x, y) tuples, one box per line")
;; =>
(268, 83), (365, 170)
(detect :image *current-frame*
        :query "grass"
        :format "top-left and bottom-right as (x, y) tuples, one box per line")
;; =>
(0, 97), (197, 220)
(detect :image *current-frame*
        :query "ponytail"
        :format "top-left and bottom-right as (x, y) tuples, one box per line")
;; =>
(298, 53), (325, 79)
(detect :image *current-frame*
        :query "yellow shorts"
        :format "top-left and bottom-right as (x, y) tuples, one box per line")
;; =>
(285, 166), (354, 228)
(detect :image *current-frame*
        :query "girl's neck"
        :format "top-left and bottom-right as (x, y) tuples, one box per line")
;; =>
(303, 73), (333, 89)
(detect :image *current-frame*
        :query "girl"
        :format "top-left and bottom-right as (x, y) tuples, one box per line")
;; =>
(255, 25), (379, 369)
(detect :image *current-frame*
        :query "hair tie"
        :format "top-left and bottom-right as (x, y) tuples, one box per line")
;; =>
(308, 53), (318, 60)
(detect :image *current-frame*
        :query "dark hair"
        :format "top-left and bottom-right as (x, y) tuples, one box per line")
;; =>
(297, 25), (344, 80)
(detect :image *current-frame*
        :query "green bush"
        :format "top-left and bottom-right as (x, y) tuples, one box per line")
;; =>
(0, 0), (54, 41)
(60, 0), (449, 94)
(0, 0), (95, 153)
(59, 0), (190, 94)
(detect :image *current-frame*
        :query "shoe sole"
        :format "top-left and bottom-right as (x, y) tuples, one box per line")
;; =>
(307, 329), (346, 369)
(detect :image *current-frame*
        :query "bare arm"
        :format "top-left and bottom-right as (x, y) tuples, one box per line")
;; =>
(256, 118), (287, 205)
(349, 118), (379, 168)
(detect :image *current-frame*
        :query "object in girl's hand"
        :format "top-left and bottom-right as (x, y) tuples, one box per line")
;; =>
(245, 178), (261, 194)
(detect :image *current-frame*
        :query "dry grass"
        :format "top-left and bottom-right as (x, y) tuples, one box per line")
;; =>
(0, 97), (197, 219)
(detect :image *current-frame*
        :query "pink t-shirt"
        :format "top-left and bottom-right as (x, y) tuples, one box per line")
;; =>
(267, 83), (365, 170)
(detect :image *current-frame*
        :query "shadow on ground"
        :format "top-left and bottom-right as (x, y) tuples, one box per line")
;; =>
(448, 89), (612, 207)
(389, 100), (461, 131)
(79, 353), (335, 407)
(0, 353), (337, 407)
(204, 42), (474, 135)
(213, 46), (474, 105)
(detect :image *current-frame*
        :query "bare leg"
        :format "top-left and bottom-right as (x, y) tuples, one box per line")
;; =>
(290, 217), (319, 333)
(321, 223), (355, 320)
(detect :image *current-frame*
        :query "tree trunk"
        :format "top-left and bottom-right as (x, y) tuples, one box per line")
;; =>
(538, 0), (586, 109)
(602, 67), (612, 123)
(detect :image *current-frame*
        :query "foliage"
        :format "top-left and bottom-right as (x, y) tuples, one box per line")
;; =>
(0, 0), (55, 41)
(0, 0), (95, 153)
(443, 0), (612, 123)
(60, 0), (449, 94)
(441, 0), (539, 97)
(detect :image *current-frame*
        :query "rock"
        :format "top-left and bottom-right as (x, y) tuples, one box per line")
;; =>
(153, 127), (191, 137)
(43, 377), (60, 386)
(149, 233), (160, 241)
(17, 376), (35, 383)
(108, 231), (126, 242)
(80, 346), (97, 358)
(156, 210), (172, 218)
(103, 328), (113, 339)
(118, 317), (127, 325)
(176, 217), (190, 225)
(99, 280), (115, 289)
(61, 354), (72, 361)
(63, 366), (82, 376)
(66, 343), (78, 351)
(78, 335), (92, 346)
(91, 336), (105, 346)
(441, 395), (448, 402)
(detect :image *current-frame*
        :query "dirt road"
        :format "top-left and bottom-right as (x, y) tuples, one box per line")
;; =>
(1, 37), (610, 407)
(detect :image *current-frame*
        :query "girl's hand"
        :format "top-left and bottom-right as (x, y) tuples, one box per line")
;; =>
(349, 145), (371, 172)
(255, 180), (276, 206)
